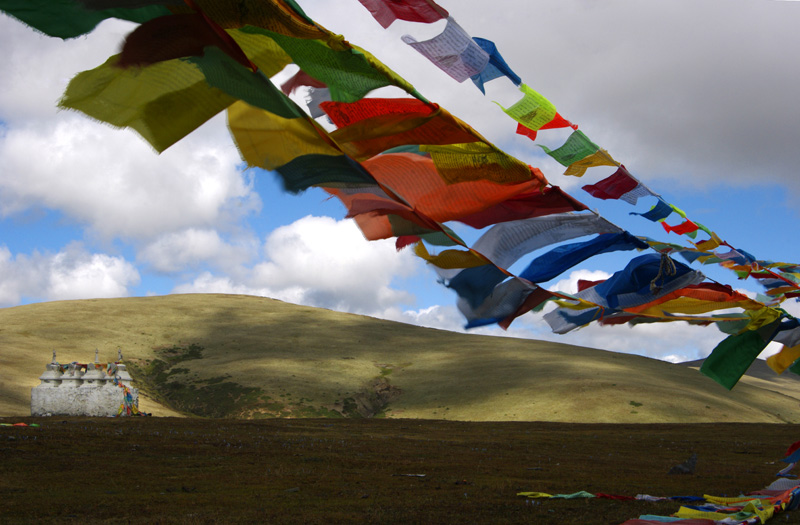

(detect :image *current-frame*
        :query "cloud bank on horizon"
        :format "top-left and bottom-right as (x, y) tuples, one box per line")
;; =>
(0, 0), (798, 363)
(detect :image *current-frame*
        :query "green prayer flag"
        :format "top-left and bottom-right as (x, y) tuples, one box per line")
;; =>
(275, 154), (376, 194)
(701, 319), (782, 389)
(417, 228), (463, 247)
(189, 47), (305, 120)
(0, 0), (170, 39)
(239, 26), (411, 103)
(540, 130), (599, 167)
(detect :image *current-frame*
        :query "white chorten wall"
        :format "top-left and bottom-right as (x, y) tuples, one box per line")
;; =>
(31, 349), (140, 417)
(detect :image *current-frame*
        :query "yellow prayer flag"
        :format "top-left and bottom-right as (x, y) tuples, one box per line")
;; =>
(694, 233), (722, 252)
(226, 28), (293, 75)
(414, 243), (487, 269)
(227, 101), (341, 170)
(766, 344), (800, 374)
(563, 149), (618, 177)
(743, 307), (782, 332)
(421, 143), (532, 184)
(631, 297), (763, 317)
(59, 55), (237, 152)
(495, 84), (557, 131)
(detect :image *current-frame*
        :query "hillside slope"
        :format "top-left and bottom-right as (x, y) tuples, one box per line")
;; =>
(2, 294), (798, 423)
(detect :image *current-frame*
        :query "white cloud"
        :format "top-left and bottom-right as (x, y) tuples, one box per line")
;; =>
(0, 116), (259, 240)
(0, 16), (260, 242)
(548, 269), (611, 295)
(174, 216), (423, 315)
(138, 228), (258, 274)
(0, 243), (139, 306)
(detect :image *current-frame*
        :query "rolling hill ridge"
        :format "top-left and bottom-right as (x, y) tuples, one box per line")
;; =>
(2, 293), (798, 423)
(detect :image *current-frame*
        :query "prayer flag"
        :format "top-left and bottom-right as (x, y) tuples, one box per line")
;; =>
(470, 37), (521, 94)
(249, 27), (415, 103)
(324, 100), (486, 160)
(518, 232), (648, 283)
(456, 186), (588, 229)
(0, 0), (170, 39)
(402, 18), (490, 83)
(662, 218), (700, 236)
(356, 0), (448, 28)
(701, 319), (783, 390)
(117, 13), (255, 70)
(540, 130), (599, 166)
(280, 70), (326, 95)
(421, 142), (534, 184)
(227, 101), (340, 171)
(470, 212), (622, 270)
(59, 54), (237, 152)
(563, 149), (618, 177)
(630, 199), (673, 222)
(515, 113), (577, 142)
(581, 165), (657, 204)
(496, 84), (557, 132)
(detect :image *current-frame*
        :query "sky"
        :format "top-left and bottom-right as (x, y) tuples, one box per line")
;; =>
(1, 0), (799, 364)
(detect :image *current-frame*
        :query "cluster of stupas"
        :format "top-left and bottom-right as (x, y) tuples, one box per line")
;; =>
(31, 348), (140, 417)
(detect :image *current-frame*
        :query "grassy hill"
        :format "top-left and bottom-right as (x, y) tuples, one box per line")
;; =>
(2, 293), (799, 423)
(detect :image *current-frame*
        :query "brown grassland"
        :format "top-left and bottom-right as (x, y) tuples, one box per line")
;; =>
(3, 418), (800, 524)
(4, 294), (800, 523)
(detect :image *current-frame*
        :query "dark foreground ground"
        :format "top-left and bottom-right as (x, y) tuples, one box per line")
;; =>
(2, 417), (800, 524)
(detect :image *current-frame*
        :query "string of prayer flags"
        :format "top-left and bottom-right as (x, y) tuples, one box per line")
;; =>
(12, 0), (800, 390)
(582, 165), (660, 205)
(401, 18), (490, 83)
(496, 84), (557, 133)
(356, 0), (449, 29)
(470, 37), (521, 94)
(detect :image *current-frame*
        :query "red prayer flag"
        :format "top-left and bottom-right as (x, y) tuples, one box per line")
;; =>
(280, 70), (326, 95)
(396, 236), (421, 250)
(661, 219), (699, 236)
(578, 279), (605, 291)
(118, 13), (254, 71)
(515, 112), (577, 142)
(498, 287), (554, 330)
(356, 0), (449, 29)
(456, 186), (588, 229)
(581, 165), (639, 200)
